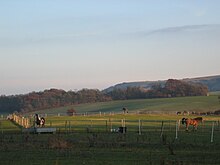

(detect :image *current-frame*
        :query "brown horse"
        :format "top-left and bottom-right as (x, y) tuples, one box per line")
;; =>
(181, 117), (203, 131)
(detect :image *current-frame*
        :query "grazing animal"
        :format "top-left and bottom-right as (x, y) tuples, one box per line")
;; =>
(176, 111), (181, 115)
(34, 114), (45, 127)
(122, 107), (128, 114)
(181, 117), (203, 131)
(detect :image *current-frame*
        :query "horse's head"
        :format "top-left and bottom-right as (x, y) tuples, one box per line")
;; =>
(181, 118), (187, 125)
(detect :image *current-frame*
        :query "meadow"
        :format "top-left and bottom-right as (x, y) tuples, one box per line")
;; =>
(1, 95), (220, 165)
(30, 96), (220, 116)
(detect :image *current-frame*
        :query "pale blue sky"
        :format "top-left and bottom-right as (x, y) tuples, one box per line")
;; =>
(1, 0), (220, 95)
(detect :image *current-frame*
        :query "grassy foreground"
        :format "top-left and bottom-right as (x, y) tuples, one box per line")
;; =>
(1, 113), (220, 165)
(1, 96), (220, 165)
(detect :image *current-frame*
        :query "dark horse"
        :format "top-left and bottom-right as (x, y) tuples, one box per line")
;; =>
(181, 117), (203, 131)
(34, 114), (45, 127)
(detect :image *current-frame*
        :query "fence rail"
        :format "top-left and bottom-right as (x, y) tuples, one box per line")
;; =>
(10, 114), (30, 128)
(2, 113), (220, 143)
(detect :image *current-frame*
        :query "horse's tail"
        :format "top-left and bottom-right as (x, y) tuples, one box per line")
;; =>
(181, 118), (187, 125)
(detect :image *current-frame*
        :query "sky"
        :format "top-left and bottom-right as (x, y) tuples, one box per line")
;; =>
(1, 0), (220, 95)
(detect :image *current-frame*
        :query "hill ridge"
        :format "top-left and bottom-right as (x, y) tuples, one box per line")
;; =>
(103, 75), (220, 92)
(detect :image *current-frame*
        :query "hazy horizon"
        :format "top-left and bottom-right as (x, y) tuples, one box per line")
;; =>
(1, 1), (220, 95)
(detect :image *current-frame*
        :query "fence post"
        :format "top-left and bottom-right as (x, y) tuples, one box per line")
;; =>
(65, 121), (67, 133)
(123, 118), (126, 134)
(139, 119), (141, 135)
(211, 122), (214, 143)
(175, 120), (178, 139)
(160, 121), (164, 138)
(90, 120), (93, 128)
(109, 118), (112, 131)
(218, 120), (220, 131)
(69, 121), (71, 132)
(106, 120), (108, 132)
(0, 121), (2, 134)
(177, 120), (180, 131)
(22, 117), (24, 127)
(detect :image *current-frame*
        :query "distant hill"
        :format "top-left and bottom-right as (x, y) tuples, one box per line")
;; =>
(103, 75), (220, 92)
(103, 81), (166, 93)
(0, 75), (219, 114)
(182, 75), (220, 92)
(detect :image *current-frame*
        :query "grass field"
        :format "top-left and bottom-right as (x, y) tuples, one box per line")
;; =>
(209, 91), (220, 96)
(1, 96), (220, 165)
(1, 113), (220, 165)
(29, 96), (220, 116)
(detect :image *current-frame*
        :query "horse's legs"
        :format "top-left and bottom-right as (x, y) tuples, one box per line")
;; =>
(194, 123), (198, 131)
(186, 123), (189, 131)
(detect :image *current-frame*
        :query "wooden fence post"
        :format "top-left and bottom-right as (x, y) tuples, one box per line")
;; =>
(106, 120), (108, 132)
(139, 119), (141, 135)
(69, 121), (71, 132)
(178, 120), (180, 131)
(211, 122), (214, 143)
(160, 121), (164, 138)
(0, 121), (2, 134)
(90, 120), (93, 128)
(65, 121), (67, 133)
(218, 120), (220, 131)
(175, 120), (178, 139)
(109, 118), (112, 131)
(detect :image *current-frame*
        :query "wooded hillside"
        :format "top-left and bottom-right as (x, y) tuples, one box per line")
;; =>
(0, 89), (111, 113)
(106, 79), (208, 100)
(104, 75), (220, 92)
(0, 79), (208, 113)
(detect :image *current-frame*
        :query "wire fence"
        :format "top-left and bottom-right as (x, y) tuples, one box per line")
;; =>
(1, 115), (220, 165)
(2, 113), (220, 144)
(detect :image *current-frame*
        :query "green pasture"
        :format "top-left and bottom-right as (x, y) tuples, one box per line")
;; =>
(209, 91), (220, 96)
(29, 96), (220, 116)
(0, 119), (21, 133)
(35, 114), (220, 137)
(1, 113), (220, 164)
(1, 96), (220, 165)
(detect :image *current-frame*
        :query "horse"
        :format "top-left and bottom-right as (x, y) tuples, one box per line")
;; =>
(34, 114), (45, 127)
(181, 117), (203, 131)
(176, 111), (181, 115)
(122, 107), (128, 114)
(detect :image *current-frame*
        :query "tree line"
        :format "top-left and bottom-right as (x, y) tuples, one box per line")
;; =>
(0, 79), (208, 113)
(106, 79), (208, 100)
(0, 89), (111, 113)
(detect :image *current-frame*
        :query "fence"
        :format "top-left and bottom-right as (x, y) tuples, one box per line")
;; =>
(1, 114), (220, 165)
(26, 117), (218, 142)
(3, 113), (220, 143)
(22, 110), (179, 118)
(10, 114), (30, 128)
